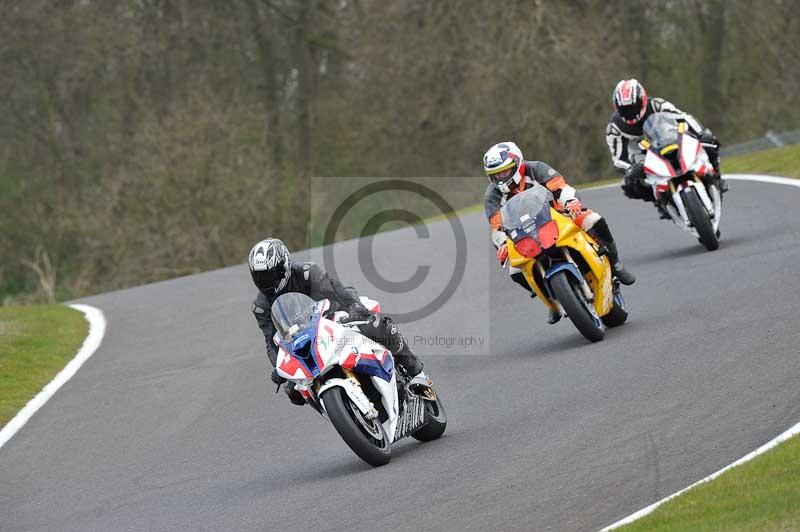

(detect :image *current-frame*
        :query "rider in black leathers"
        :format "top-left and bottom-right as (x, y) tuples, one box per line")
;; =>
(248, 238), (425, 405)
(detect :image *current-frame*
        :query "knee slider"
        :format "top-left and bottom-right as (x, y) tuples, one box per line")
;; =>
(580, 211), (602, 232)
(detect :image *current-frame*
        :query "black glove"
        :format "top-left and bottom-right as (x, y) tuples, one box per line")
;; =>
(341, 302), (372, 323)
(285, 383), (306, 405)
(270, 368), (286, 386)
(622, 163), (645, 199)
(698, 129), (719, 147)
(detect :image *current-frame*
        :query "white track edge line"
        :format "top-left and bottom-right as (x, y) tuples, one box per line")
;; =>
(601, 172), (799, 531)
(0, 303), (106, 450)
(724, 173), (800, 187)
(602, 419), (800, 530)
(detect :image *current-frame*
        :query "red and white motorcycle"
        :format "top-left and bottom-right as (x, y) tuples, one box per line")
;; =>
(641, 112), (723, 251)
(271, 293), (446, 466)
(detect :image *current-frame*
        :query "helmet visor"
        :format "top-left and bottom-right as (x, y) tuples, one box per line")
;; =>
(253, 268), (286, 292)
(490, 167), (516, 181)
(618, 103), (643, 122)
(489, 166), (517, 190)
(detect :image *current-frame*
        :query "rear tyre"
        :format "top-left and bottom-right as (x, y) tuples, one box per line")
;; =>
(602, 290), (628, 327)
(549, 271), (605, 342)
(412, 393), (447, 442)
(321, 386), (391, 466)
(683, 188), (719, 251)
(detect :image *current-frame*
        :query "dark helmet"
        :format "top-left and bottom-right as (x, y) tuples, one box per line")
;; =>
(248, 238), (291, 294)
(613, 78), (649, 125)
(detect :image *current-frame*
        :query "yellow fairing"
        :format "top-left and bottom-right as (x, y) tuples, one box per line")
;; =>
(506, 209), (615, 316)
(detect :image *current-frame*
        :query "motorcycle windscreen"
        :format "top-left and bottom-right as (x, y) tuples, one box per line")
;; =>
(643, 113), (680, 150)
(500, 186), (554, 240)
(271, 292), (317, 341)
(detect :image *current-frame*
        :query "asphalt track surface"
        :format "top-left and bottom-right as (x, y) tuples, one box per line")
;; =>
(2, 180), (800, 532)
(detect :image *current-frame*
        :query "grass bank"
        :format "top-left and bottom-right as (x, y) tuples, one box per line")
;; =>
(0, 305), (87, 427)
(723, 143), (800, 179)
(617, 434), (800, 531)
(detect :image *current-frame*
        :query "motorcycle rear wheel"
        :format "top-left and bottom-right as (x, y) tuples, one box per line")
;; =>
(412, 393), (447, 442)
(549, 271), (605, 342)
(683, 188), (719, 251)
(322, 386), (392, 466)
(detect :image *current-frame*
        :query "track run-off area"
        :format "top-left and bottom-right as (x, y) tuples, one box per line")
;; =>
(2, 175), (799, 532)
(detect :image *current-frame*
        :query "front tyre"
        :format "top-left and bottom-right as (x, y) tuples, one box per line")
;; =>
(321, 386), (391, 467)
(412, 393), (447, 442)
(683, 188), (719, 251)
(549, 271), (605, 342)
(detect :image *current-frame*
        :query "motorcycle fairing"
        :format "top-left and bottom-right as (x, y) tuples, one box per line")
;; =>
(642, 123), (722, 236)
(643, 125), (708, 179)
(277, 300), (395, 383)
(276, 301), (325, 379)
(341, 345), (394, 382)
(272, 294), (403, 443)
(545, 262), (583, 282)
(507, 209), (614, 317)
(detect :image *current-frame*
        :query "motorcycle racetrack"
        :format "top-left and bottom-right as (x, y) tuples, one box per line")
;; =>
(2, 178), (800, 532)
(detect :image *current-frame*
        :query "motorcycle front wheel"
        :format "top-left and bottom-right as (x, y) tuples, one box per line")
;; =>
(682, 188), (719, 251)
(322, 386), (392, 466)
(549, 271), (605, 342)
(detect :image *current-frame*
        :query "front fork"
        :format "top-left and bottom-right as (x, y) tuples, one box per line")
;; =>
(668, 178), (720, 232)
(535, 261), (564, 316)
(563, 248), (595, 303)
(318, 368), (380, 420)
(535, 249), (594, 316)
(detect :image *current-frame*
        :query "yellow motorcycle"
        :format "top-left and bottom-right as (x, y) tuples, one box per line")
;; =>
(501, 186), (628, 342)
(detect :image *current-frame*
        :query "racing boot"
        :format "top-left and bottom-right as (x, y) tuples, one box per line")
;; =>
(656, 203), (671, 220)
(510, 271), (536, 299)
(409, 369), (437, 402)
(547, 308), (562, 324)
(606, 241), (636, 286)
(409, 369), (432, 388)
(513, 272), (558, 324)
(394, 343), (424, 377)
(718, 176), (729, 194)
(284, 382), (306, 406)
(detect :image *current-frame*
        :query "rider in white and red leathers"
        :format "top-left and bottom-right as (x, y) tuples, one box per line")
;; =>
(483, 142), (635, 324)
(606, 79), (727, 208)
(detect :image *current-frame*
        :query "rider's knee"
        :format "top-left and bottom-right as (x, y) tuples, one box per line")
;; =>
(577, 210), (602, 232)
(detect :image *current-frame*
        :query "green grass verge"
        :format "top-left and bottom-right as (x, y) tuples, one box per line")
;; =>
(617, 434), (800, 531)
(723, 143), (800, 179)
(0, 305), (88, 427)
